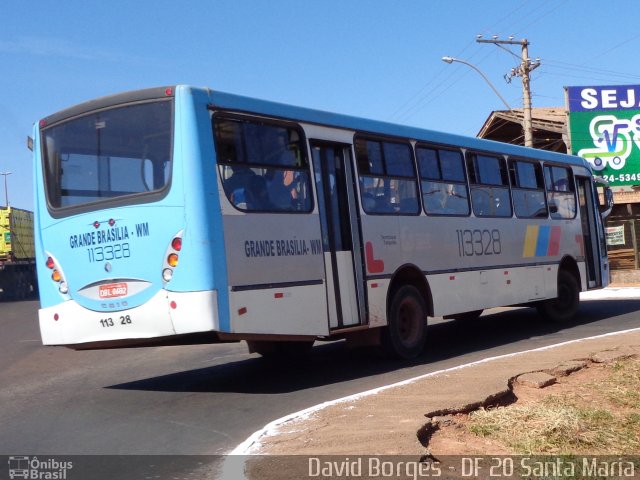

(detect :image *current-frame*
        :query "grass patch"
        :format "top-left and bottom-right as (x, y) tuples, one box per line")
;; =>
(601, 359), (640, 409)
(466, 358), (640, 455)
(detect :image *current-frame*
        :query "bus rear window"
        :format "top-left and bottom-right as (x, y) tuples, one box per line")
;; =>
(41, 100), (173, 211)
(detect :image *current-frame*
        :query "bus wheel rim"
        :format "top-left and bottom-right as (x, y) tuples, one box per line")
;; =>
(398, 298), (421, 345)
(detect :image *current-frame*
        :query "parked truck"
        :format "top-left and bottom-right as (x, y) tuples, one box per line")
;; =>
(0, 207), (37, 299)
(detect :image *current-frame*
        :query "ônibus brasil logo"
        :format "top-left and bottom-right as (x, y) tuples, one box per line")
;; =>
(8, 456), (73, 479)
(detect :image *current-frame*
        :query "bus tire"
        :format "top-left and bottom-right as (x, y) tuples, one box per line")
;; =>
(537, 270), (580, 323)
(381, 285), (427, 359)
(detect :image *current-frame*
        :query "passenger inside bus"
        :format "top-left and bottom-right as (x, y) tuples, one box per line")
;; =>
(245, 175), (273, 210)
(224, 165), (256, 209)
(264, 131), (299, 166)
(267, 170), (298, 209)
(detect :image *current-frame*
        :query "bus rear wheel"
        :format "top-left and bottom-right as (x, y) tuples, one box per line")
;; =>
(381, 285), (427, 359)
(537, 270), (580, 323)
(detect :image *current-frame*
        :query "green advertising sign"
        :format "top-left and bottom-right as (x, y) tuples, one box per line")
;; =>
(566, 85), (640, 186)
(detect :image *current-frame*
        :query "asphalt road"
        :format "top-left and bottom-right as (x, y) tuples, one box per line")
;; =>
(1, 297), (639, 476)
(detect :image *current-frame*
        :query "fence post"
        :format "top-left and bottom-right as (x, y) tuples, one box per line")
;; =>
(631, 219), (639, 269)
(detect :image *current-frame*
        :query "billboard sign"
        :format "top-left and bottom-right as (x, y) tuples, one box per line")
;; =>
(566, 85), (640, 186)
(605, 225), (625, 246)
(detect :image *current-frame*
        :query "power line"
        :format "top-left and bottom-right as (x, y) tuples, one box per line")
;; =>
(393, 47), (508, 123)
(477, 36), (540, 147)
(512, 1), (564, 34)
(589, 32), (640, 64)
(541, 60), (640, 82)
(389, 1), (547, 124)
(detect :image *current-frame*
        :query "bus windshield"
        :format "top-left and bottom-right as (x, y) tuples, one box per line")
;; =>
(41, 99), (173, 212)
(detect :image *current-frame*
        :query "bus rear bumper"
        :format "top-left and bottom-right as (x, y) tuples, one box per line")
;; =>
(39, 289), (219, 347)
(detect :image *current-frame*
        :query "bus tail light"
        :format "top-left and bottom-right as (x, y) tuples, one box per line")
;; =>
(167, 253), (179, 267)
(162, 231), (184, 285)
(45, 253), (69, 296)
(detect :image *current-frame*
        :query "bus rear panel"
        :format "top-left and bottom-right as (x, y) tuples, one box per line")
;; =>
(35, 87), (222, 348)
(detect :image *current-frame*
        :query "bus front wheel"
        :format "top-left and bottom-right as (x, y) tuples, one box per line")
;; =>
(381, 285), (427, 359)
(536, 270), (580, 323)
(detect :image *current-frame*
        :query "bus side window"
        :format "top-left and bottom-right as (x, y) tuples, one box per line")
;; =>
(416, 145), (469, 216)
(510, 160), (547, 218)
(213, 116), (312, 213)
(467, 153), (512, 218)
(245, 175), (273, 210)
(355, 137), (419, 215)
(544, 165), (576, 219)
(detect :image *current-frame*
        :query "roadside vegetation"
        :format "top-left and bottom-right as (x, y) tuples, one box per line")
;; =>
(466, 358), (640, 454)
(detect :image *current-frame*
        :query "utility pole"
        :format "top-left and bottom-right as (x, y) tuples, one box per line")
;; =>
(477, 36), (541, 148)
(0, 172), (11, 207)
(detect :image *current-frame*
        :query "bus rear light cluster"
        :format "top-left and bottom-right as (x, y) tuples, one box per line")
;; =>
(167, 253), (179, 267)
(45, 255), (69, 294)
(162, 269), (173, 282)
(162, 232), (184, 284)
(92, 218), (116, 228)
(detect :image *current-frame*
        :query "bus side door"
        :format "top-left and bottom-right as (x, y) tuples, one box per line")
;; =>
(577, 176), (605, 288)
(310, 140), (367, 329)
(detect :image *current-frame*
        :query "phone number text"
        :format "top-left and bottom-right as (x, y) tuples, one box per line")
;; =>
(602, 172), (640, 183)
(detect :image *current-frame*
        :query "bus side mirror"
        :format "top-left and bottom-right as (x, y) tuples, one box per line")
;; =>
(600, 187), (613, 218)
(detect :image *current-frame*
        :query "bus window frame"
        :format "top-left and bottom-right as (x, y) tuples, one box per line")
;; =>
(543, 163), (578, 220)
(212, 112), (314, 214)
(466, 150), (513, 218)
(40, 97), (175, 219)
(508, 158), (549, 219)
(354, 134), (420, 216)
(415, 142), (470, 217)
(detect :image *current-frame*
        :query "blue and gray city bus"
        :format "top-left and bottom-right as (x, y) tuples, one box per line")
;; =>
(31, 85), (612, 358)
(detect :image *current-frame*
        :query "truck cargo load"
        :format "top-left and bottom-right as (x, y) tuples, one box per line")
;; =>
(0, 207), (37, 299)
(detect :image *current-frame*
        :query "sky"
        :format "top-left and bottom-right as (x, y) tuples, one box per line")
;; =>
(2, 0), (640, 211)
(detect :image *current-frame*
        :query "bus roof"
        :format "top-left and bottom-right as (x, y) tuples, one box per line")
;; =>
(39, 84), (589, 169)
(203, 86), (587, 168)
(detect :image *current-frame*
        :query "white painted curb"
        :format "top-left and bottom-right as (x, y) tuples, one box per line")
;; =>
(220, 287), (640, 478)
(581, 287), (640, 300)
